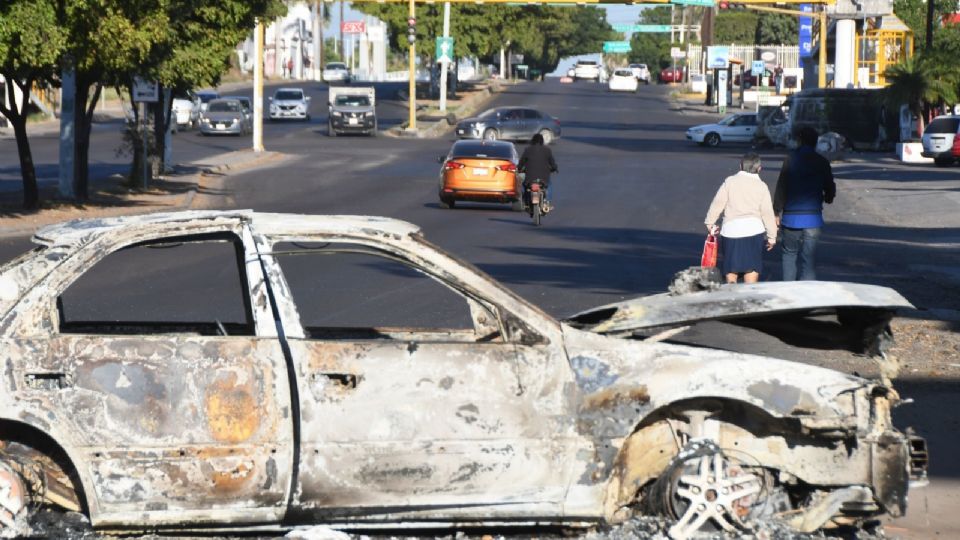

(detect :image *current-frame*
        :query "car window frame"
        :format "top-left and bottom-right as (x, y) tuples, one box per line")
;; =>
(26, 223), (273, 339)
(256, 233), (549, 345)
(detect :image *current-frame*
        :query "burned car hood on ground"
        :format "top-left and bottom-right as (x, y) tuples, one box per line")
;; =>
(564, 281), (913, 358)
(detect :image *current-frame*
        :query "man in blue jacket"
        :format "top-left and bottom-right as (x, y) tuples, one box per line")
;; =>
(774, 127), (836, 280)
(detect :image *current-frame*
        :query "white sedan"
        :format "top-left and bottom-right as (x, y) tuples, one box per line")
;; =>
(322, 62), (351, 84)
(607, 68), (639, 92)
(686, 112), (758, 147)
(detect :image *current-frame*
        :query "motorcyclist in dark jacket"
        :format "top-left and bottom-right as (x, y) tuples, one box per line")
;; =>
(518, 133), (558, 209)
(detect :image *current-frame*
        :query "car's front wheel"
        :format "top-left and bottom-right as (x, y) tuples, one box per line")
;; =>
(704, 132), (721, 147)
(483, 128), (499, 141)
(539, 129), (553, 145)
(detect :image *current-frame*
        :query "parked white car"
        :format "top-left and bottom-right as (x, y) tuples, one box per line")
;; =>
(608, 69), (639, 92)
(686, 113), (758, 147)
(628, 63), (651, 84)
(171, 94), (195, 130)
(322, 62), (351, 84)
(269, 88), (311, 121)
(920, 114), (960, 167)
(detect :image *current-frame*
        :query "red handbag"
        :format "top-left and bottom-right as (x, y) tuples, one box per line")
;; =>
(701, 234), (718, 268)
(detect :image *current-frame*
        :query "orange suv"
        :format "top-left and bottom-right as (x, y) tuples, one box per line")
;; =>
(438, 140), (521, 210)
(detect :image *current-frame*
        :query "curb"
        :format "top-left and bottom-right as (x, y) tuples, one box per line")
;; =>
(385, 82), (500, 139)
(0, 149), (285, 239)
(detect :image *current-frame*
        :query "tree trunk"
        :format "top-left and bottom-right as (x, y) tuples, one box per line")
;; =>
(128, 86), (145, 187)
(72, 78), (101, 202)
(1, 77), (40, 209)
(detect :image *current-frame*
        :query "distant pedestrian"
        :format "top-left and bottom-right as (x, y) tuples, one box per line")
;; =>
(704, 153), (778, 284)
(282, 57), (289, 78)
(774, 127), (836, 280)
(287, 58), (295, 79)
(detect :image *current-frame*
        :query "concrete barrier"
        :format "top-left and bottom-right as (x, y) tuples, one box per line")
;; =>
(897, 142), (933, 164)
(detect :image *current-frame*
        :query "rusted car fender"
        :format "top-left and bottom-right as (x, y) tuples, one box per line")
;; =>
(0, 415), (91, 517)
(561, 325), (873, 514)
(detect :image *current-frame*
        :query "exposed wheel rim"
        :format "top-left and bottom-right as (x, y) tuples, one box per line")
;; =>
(483, 129), (498, 140)
(705, 133), (720, 147)
(539, 130), (553, 145)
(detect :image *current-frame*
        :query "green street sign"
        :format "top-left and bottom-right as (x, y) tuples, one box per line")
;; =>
(603, 41), (632, 53)
(613, 24), (672, 33)
(436, 37), (454, 63)
(671, 0), (715, 6)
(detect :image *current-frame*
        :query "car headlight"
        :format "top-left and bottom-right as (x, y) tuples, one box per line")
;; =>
(331, 111), (342, 117)
(364, 111), (374, 117)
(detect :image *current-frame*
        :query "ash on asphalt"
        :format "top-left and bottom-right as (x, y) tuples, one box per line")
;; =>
(22, 512), (887, 540)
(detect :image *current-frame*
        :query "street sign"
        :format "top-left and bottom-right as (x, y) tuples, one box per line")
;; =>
(341, 21), (366, 34)
(799, 3), (814, 60)
(670, 46), (686, 58)
(132, 78), (158, 102)
(613, 24), (671, 32)
(671, 0), (715, 6)
(752, 59), (765, 73)
(706, 45), (729, 69)
(436, 37), (454, 63)
(603, 41), (632, 53)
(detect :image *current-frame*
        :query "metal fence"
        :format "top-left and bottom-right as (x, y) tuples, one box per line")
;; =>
(686, 45), (801, 76)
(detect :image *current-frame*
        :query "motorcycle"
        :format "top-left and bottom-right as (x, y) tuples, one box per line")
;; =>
(522, 179), (549, 227)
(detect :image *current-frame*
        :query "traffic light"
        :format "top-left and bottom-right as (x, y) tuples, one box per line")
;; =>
(407, 17), (416, 45)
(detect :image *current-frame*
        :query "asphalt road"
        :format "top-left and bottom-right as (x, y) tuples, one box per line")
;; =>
(0, 79), (957, 539)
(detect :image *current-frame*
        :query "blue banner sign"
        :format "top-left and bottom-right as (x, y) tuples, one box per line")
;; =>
(799, 3), (813, 64)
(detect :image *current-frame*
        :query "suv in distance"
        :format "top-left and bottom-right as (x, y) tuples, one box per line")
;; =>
(573, 60), (601, 81)
(921, 114), (960, 167)
(629, 63), (651, 84)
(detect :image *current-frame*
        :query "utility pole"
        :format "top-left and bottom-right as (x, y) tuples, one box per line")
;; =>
(313, 0), (322, 80)
(340, 1), (345, 57)
(254, 18), (265, 152)
(702, 6), (714, 105)
(439, 2), (451, 112)
(925, 0), (935, 50)
(407, 0), (417, 131)
(818, 7), (827, 87)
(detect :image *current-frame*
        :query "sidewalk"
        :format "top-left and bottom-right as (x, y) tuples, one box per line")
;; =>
(0, 149), (286, 238)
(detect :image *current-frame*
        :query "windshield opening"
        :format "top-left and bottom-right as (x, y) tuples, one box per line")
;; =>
(927, 118), (960, 134)
(335, 95), (370, 107)
(275, 91), (304, 101)
(478, 109), (498, 119)
(208, 101), (240, 112)
(718, 115), (737, 126)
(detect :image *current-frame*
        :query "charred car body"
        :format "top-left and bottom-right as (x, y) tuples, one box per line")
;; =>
(0, 211), (926, 538)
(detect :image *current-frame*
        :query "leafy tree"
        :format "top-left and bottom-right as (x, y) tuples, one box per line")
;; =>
(894, 0), (956, 47)
(755, 14), (798, 45)
(628, 7), (672, 69)
(0, 0), (65, 209)
(715, 11), (758, 44)
(884, 55), (958, 133)
(352, 4), (612, 75)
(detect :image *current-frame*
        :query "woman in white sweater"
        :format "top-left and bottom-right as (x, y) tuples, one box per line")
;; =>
(704, 153), (778, 284)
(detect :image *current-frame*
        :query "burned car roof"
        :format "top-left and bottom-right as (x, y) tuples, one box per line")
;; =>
(31, 211), (423, 247)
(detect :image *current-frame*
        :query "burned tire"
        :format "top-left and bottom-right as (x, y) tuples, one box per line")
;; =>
(643, 440), (775, 538)
(0, 461), (27, 531)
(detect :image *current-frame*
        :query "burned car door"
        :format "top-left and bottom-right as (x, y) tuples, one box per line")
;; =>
(260, 238), (572, 522)
(10, 226), (293, 527)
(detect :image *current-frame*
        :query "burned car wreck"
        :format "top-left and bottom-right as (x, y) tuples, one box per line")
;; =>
(0, 211), (927, 539)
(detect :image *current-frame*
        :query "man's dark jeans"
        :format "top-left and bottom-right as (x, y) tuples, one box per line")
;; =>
(781, 226), (820, 280)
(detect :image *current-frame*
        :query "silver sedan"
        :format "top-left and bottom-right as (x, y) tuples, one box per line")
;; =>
(455, 106), (561, 144)
(198, 98), (252, 136)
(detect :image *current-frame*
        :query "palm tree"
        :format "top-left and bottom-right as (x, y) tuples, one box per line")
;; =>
(884, 55), (960, 135)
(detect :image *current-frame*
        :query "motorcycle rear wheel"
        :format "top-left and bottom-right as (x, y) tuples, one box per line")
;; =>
(533, 202), (542, 226)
